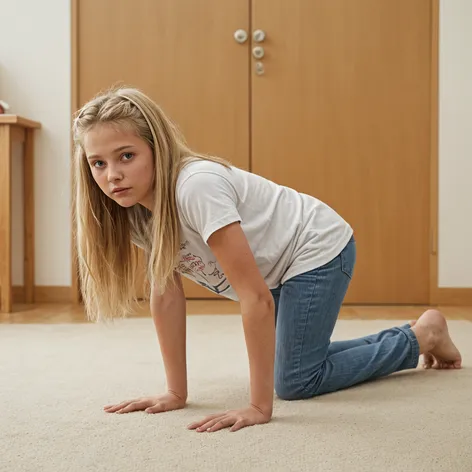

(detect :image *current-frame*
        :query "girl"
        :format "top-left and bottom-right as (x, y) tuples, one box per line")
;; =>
(72, 86), (462, 434)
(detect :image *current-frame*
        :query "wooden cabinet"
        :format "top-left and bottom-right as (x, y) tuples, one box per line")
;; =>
(250, 0), (432, 303)
(76, 0), (433, 303)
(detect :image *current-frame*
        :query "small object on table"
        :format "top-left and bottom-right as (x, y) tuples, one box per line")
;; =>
(0, 100), (10, 114)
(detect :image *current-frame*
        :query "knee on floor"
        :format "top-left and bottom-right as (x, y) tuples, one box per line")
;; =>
(275, 380), (317, 401)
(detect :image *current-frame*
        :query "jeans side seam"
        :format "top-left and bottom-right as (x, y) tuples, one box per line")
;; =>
(296, 272), (320, 397)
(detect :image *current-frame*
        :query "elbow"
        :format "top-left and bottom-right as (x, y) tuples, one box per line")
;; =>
(240, 291), (275, 314)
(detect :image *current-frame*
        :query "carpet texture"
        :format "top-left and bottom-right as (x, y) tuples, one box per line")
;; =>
(2, 316), (471, 472)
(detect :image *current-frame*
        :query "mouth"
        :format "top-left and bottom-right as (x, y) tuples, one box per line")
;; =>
(112, 188), (131, 195)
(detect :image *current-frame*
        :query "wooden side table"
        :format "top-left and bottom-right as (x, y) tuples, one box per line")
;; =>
(0, 115), (41, 312)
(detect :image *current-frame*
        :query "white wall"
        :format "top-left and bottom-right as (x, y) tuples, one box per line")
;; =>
(1, 0), (71, 286)
(438, 0), (472, 287)
(0, 0), (470, 288)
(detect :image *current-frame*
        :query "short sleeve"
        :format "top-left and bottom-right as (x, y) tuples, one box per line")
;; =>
(177, 171), (242, 243)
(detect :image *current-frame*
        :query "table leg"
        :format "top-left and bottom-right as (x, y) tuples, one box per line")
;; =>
(24, 129), (35, 303)
(0, 125), (12, 312)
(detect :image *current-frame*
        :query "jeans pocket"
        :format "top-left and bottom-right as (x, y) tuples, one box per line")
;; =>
(340, 239), (356, 279)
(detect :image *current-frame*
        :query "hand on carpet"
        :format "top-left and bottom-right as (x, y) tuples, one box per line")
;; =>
(187, 404), (271, 433)
(103, 391), (186, 414)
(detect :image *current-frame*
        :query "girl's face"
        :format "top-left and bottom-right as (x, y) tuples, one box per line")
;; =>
(83, 124), (155, 210)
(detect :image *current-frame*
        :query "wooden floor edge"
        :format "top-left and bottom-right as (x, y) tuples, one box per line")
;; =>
(9, 286), (472, 307)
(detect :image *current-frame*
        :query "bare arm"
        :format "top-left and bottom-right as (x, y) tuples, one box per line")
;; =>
(207, 222), (275, 417)
(151, 271), (188, 401)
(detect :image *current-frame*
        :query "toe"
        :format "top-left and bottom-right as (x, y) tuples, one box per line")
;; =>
(422, 353), (434, 369)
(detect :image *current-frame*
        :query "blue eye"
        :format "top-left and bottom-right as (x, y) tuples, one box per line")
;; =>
(91, 152), (133, 169)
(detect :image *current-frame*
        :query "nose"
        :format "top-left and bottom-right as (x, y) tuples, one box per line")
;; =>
(107, 164), (123, 182)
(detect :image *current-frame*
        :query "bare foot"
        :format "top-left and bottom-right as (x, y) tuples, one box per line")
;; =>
(411, 310), (462, 370)
(409, 318), (442, 368)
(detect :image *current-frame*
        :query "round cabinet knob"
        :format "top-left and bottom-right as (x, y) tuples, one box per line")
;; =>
(252, 46), (265, 59)
(255, 61), (265, 76)
(253, 29), (266, 43)
(234, 29), (248, 44)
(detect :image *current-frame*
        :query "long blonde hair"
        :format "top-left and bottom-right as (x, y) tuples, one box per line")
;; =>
(72, 86), (231, 322)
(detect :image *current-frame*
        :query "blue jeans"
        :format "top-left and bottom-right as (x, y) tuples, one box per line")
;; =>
(270, 236), (420, 400)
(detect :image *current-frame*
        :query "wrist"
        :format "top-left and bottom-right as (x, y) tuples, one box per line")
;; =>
(251, 402), (273, 418)
(168, 389), (187, 402)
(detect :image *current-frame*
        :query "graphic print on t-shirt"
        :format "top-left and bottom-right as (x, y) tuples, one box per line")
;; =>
(177, 240), (231, 295)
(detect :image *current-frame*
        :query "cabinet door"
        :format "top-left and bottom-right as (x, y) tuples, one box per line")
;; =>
(78, 0), (250, 299)
(250, 0), (432, 304)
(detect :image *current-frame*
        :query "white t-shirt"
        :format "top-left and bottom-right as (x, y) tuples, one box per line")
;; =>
(175, 160), (353, 301)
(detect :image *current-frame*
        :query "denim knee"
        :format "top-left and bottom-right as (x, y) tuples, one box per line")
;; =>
(275, 362), (329, 400)
(275, 377), (319, 401)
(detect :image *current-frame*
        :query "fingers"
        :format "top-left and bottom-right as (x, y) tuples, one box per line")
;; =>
(104, 400), (133, 413)
(198, 416), (231, 432)
(188, 408), (261, 433)
(145, 403), (167, 414)
(104, 400), (147, 414)
(196, 417), (249, 433)
(187, 413), (226, 430)
(190, 415), (247, 433)
(117, 401), (149, 413)
(230, 420), (247, 432)
(104, 399), (179, 415)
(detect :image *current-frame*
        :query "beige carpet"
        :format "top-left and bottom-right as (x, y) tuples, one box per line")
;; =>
(2, 315), (471, 472)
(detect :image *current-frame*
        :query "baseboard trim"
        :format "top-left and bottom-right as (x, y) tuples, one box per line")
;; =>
(13, 286), (72, 303)
(431, 288), (472, 305)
